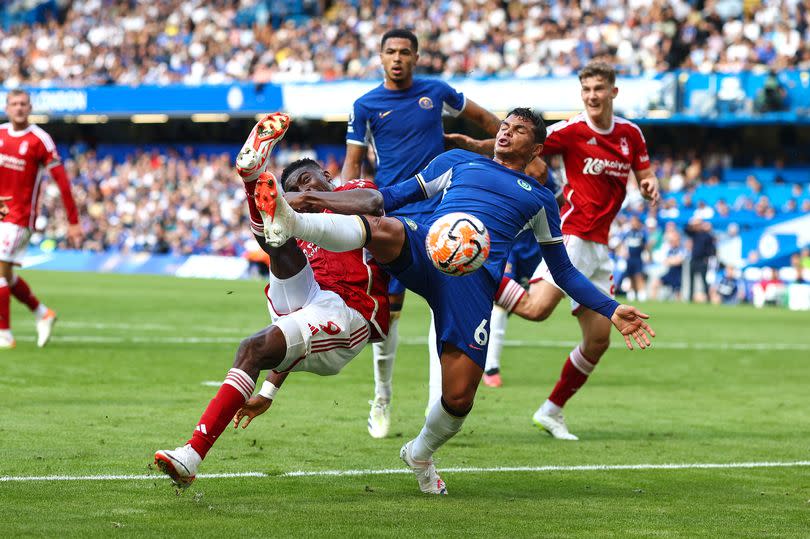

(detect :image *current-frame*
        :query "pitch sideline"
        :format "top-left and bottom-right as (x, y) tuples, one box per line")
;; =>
(2, 460), (809, 482)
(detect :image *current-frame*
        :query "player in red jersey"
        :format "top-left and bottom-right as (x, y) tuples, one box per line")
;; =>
(154, 114), (390, 489)
(448, 62), (659, 440)
(0, 89), (83, 349)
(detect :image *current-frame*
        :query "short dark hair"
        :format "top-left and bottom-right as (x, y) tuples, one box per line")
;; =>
(506, 107), (546, 144)
(280, 158), (321, 189)
(380, 28), (418, 52)
(578, 61), (616, 86)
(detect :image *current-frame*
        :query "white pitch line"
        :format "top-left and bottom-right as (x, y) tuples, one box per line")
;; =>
(2, 461), (809, 482)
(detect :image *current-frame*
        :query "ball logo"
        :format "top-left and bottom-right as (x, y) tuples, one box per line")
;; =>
(582, 157), (605, 175)
(517, 179), (532, 191)
(418, 97), (434, 110)
(18, 141), (28, 156)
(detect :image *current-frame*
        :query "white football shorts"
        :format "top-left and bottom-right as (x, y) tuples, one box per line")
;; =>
(265, 263), (370, 376)
(0, 222), (32, 265)
(530, 234), (615, 313)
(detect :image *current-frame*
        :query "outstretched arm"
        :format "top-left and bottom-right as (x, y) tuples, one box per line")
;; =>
(458, 98), (501, 136)
(49, 163), (83, 247)
(285, 189), (383, 216)
(233, 371), (290, 429)
(444, 133), (495, 156)
(341, 144), (366, 181)
(540, 241), (655, 350)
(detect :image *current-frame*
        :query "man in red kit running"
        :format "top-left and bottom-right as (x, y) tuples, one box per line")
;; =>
(0, 89), (82, 349)
(153, 114), (390, 489)
(449, 62), (659, 440)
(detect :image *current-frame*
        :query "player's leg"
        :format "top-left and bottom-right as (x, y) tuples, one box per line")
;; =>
(512, 279), (565, 322)
(0, 261), (14, 348)
(368, 283), (403, 439)
(155, 242), (312, 488)
(399, 265), (493, 495)
(253, 172), (407, 261)
(7, 272), (58, 347)
(482, 305), (508, 387)
(534, 240), (613, 440)
(426, 312), (442, 411)
(402, 343), (481, 495)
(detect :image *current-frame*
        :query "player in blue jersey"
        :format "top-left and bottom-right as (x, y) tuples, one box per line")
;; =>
(621, 215), (649, 301)
(342, 28), (501, 439)
(253, 108), (655, 495)
(481, 170), (562, 388)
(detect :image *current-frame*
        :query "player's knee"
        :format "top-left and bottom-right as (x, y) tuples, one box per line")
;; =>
(524, 299), (554, 322)
(441, 392), (474, 415)
(582, 338), (610, 359)
(235, 328), (285, 373)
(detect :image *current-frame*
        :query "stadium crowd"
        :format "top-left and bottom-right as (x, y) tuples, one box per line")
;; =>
(2, 0), (810, 87)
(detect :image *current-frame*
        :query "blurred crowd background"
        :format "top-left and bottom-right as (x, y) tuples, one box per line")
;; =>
(2, 0), (809, 86)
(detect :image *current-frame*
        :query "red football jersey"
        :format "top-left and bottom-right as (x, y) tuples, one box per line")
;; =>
(247, 178), (390, 341)
(0, 123), (78, 228)
(543, 113), (650, 245)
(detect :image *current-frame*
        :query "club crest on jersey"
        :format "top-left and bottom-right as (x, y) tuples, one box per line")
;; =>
(18, 141), (28, 155)
(418, 97), (434, 110)
(517, 179), (532, 191)
(620, 137), (629, 156)
(404, 217), (418, 231)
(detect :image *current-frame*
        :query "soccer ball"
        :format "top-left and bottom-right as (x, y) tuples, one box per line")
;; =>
(425, 212), (490, 276)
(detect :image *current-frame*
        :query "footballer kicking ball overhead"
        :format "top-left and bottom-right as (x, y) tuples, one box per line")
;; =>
(425, 212), (490, 276)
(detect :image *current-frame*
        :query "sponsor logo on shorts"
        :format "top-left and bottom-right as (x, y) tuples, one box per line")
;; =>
(404, 217), (418, 231)
(418, 97), (433, 110)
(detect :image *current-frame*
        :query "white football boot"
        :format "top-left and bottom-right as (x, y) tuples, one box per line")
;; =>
(399, 440), (448, 495)
(36, 308), (57, 348)
(235, 112), (291, 182)
(367, 397), (391, 439)
(254, 172), (296, 247)
(0, 330), (16, 350)
(153, 444), (201, 489)
(532, 409), (579, 441)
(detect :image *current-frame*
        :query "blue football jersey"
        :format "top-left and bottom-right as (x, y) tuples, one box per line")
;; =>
(415, 149), (562, 281)
(346, 78), (465, 219)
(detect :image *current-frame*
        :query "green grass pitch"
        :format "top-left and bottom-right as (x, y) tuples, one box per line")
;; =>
(0, 270), (808, 537)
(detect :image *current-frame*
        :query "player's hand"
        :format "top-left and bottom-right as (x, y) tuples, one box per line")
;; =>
(0, 196), (12, 220)
(639, 177), (660, 207)
(67, 223), (83, 248)
(444, 133), (479, 152)
(525, 158), (549, 183)
(285, 192), (320, 213)
(610, 304), (655, 350)
(233, 395), (273, 429)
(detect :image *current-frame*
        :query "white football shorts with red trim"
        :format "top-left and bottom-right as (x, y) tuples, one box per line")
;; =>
(267, 270), (369, 376)
(0, 222), (32, 265)
(530, 234), (615, 314)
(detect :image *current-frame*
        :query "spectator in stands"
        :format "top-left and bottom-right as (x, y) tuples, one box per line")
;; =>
(792, 253), (807, 284)
(653, 229), (687, 301)
(755, 70), (788, 113)
(711, 266), (743, 305)
(685, 217), (716, 303)
(621, 215), (649, 301)
(2, 0), (809, 85)
(752, 267), (786, 308)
